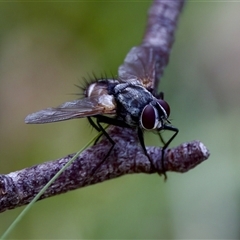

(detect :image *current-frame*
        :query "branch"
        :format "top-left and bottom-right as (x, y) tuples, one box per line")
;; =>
(142, 0), (185, 90)
(143, 0), (185, 49)
(0, 127), (209, 212)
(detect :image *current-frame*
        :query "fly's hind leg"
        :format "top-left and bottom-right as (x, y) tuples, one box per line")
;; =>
(87, 117), (103, 145)
(88, 118), (115, 178)
(87, 115), (131, 179)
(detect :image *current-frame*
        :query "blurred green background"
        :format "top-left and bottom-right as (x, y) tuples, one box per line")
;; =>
(0, 1), (240, 239)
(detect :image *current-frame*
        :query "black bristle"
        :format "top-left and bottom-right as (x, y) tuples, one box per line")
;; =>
(70, 71), (118, 98)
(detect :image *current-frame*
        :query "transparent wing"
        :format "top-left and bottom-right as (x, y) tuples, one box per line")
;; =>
(25, 96), (116, 124)
(118, 46), (160, 93)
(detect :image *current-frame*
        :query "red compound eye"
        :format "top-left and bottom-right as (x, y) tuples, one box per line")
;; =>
(157, 99), (170, 117)
(140, 104), (156, 130)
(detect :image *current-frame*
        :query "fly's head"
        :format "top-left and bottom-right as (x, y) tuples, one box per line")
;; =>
(140, 98), (170, 131)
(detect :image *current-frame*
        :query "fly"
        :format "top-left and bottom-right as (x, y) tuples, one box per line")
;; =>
(25, 46), (179, 178)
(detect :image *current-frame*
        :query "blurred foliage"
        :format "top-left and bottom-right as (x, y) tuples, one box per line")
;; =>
(0, 1), (240, 239)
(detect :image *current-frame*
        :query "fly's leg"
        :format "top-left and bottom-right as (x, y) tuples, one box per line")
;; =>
(158, 132), (166, 145)
(89, 118), (115, 177)
(87, 117), (103, 145)
(88, 116), (130, 179)
(87, 116), (100, 131)
(159, 125), (179, 180)
(137, 127), (155, 171)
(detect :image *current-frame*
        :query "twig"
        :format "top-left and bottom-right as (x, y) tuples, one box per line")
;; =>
(0, 127), (209, 212)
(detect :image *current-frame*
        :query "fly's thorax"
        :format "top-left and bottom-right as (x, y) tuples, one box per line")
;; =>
(113, 82), (155, 126)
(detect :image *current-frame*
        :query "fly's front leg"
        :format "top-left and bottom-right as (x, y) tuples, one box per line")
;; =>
(158, 132), (166, 146)
(137, 127), (155, 172)
(160, 125), (179, 180)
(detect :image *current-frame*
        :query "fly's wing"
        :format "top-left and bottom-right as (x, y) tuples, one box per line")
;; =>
(118, 46), (163, 94)
(25, 96), (116, 124)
